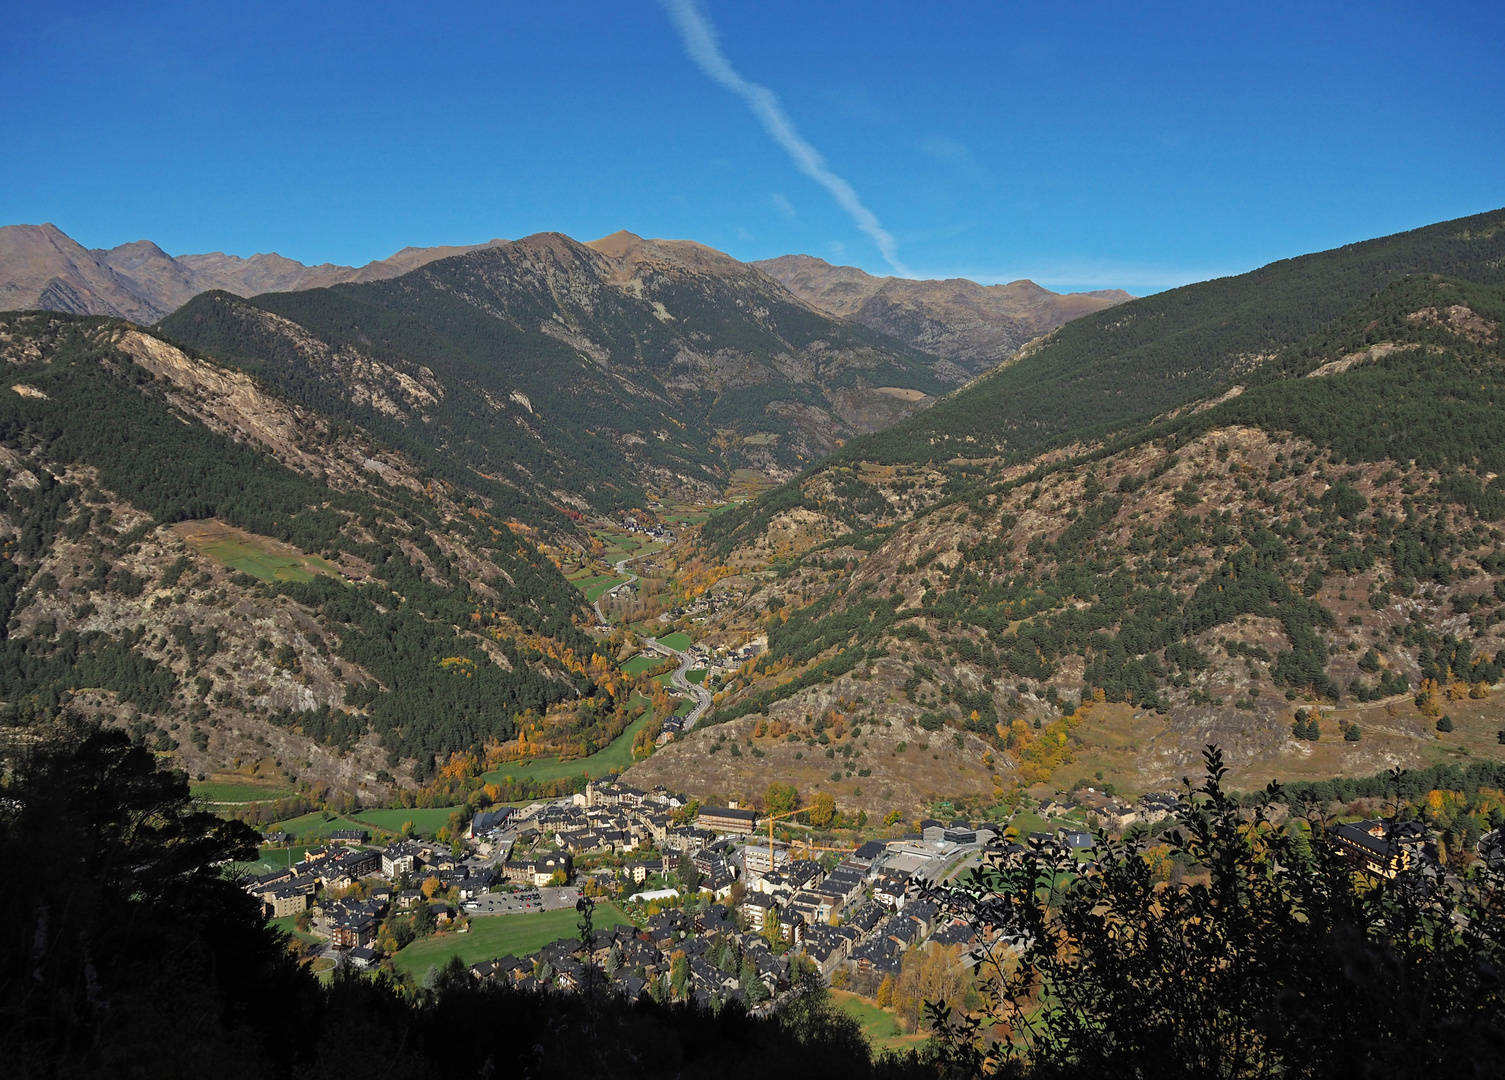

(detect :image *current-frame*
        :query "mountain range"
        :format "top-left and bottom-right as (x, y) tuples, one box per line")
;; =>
(755, 254), (1130, 374)
(1, 207), (1503, 811)
(681, 205), (1505, 801)
(0, 223), (1126, 368)
(0, 222), (511, 324)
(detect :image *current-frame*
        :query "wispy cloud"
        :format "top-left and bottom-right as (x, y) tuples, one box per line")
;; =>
(660, 0), (909, 276)
(769, 192), (795, 217)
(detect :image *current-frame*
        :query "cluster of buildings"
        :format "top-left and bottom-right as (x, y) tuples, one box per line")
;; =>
(613, 516), (675, 542)
(242, 766), (1498, 1010)
(464, 820), (996, 1007)
(1035, 789), (1181, 833)
(468, 903), (788, 1007)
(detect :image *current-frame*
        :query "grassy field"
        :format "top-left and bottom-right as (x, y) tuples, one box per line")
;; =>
(831, 991), (928, 1054)
(482, 709), (654, 786)
(584, 576), (631, 603)
(175, 520), (342, 584)
(656, 632), (692, 651)
(1007, 810), (1061, 839)
(392, 904), (632, 980)
(268, 914), (321, 946)
(620, 655), (662, 675)
(254, 844), (317, 867)
(190, 781), (294, 803)
(685, 669), (706, 684)
(591, 531), (659, 560)
(266, 811), (375, 839)
(208, 542), (341, 583)
(353, 805), (467, 837)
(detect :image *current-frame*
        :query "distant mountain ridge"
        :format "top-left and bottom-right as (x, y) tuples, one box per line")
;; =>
(0, 225), (1126, 379)
(156, 230), (953, 505)
(755, 253), (1132, 374)
(0, 223), (508, 324)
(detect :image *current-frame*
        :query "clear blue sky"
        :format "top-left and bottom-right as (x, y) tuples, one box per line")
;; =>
(3, 1), (1501, 293)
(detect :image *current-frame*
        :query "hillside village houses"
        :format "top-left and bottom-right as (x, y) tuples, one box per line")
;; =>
(242, 777), (1455, 1009)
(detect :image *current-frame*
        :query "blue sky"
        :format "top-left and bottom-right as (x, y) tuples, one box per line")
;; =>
(3, 1), (1501, 293)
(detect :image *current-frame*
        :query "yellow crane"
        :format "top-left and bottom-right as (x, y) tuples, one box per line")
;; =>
(752, 806), (856, 870)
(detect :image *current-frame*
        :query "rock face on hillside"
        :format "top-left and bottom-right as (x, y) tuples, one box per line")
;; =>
(755, 253), (1131, 375)
(0, 222), (508, 323)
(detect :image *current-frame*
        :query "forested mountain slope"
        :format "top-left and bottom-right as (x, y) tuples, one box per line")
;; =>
(838, 205), (1505, 467)
(668, 273), (1505, 804)
(0, 311), (616, 792)
(159, 232), (951, 504)
(756, 253), (1130, 375)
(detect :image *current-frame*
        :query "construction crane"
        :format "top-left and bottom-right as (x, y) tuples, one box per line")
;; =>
(751, 807), (856, 870)
(744, 805), (814, 875)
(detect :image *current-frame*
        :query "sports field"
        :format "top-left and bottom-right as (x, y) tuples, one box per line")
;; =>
(656, 632), (692, 651)
(392, 904), (632, 980)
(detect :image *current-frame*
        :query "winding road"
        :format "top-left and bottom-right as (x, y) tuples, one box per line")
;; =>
(590, 544), (711, 728)
(647, 636), (712, 727)
(591, 551), (644, 626)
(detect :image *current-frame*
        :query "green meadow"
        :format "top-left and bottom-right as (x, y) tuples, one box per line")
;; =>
(353, 806), (468, 837)
(830, 991), (928, 1054)
(481, 706), (654, 786)
(392, 904), (632, 980)
(583, 576), (631, 603)
(190, 781), (294, 803)
(265, 811), (374, 839)
(200, 537), (342, 583)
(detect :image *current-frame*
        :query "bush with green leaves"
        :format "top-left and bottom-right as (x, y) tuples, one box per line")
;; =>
(922, 747), (1505, 1078)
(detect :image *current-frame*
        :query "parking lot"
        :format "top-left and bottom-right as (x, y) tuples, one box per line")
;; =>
(462, 885), (581, 917)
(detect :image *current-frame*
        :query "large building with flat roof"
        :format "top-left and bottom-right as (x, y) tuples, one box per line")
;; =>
(697, 805), (758, 835)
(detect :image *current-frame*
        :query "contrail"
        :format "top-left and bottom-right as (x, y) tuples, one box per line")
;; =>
(660, 0), (910, 276)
